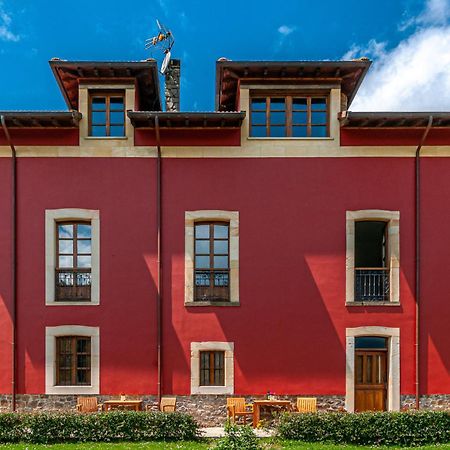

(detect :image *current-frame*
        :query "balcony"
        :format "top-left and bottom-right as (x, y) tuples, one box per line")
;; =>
(355, 268), (390, 302)
(55, 269), (91, 301)
(194, 270), (229, 301)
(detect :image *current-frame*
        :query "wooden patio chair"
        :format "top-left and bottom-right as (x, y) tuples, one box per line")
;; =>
(295, 397), (317, 413)
(160, 397), (177, 412)
(226, 397), (254, 425)
(76, 396), (103, 412)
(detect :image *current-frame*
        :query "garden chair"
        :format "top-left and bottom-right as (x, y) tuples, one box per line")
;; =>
(160, 397), (177, 412)
(76, 396), (103, 412)
(226, 397), (254, 425)
(295, 397), (317, 413)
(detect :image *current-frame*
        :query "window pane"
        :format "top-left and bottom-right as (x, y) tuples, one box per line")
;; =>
(312, 111), (327, 124)
(251, 111), (266, 125)
(293, 111), (307, 124)
(59, 240), (73, 254)
(270, 98), (285, 110)
(213, 224), (228, 238)
(195, 240), (210, 254)
(293, 98), (307, 110)
(214, 240), (228, 254)
(292, 126), (307, 137)
(214, 256), (228, 269)
(251, 98), (266, 110)
(91, 126), (107, 137)
(91, 97), (106, 109)
(91, 111), (106, 124)
(78, 240), (92, 254)
(110, 111), (125, 125)
(110, 126), (125, 137)
(77, 370), (88, 384)
(214, 272), (229, 286)
(195, 256), (210, 268)
(77, 224), (91, 238)
(195, 271), (210, 286)
(311, 98), (327, 109)
(110, 97), (124, 110)
(251, 126), (267, 137)
(58, 224), (73, 238)
(311, 126), (327, 137)
(270, 111), (285, 125)
(355, 337), (388, 349)
(59, 256), (73, 268)
(270, 126), (286, 137)
(195, 224), (209, 239)
(78, 256), (91, 268)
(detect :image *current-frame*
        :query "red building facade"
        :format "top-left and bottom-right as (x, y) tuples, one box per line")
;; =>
(0, 58), (449, 423)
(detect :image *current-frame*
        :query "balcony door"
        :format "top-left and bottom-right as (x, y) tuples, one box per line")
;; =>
(355, 336), (388, 411)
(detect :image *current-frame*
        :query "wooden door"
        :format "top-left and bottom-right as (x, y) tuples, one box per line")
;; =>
(355, 350), (387, 411)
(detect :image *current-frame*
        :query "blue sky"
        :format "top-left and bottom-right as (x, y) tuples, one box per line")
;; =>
(1, 0), (450, 111)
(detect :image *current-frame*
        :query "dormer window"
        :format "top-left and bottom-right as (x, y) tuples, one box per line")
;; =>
(250, 94), (328, 138)
(89, 92), (125, 137)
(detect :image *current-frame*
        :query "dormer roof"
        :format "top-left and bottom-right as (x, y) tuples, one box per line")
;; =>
(49, 59), (161, 111)
(215, 59), (371, 112)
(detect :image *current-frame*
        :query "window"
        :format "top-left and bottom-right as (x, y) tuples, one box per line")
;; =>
(200, 351), (225, 386)
(56, 222), (92, 301)
(250, 95), (328, 138)
(346, 210), (400, 304)
(194, 222), (229, 302)
(354, 221), (389, 302)
(191, 342), (234, 394)
(185, 211), (239, 306)
(89, 92), (125, 137)
(45, 209), (100, 305)
(45, 325), (99, 394)
(56, 336), (91, 386)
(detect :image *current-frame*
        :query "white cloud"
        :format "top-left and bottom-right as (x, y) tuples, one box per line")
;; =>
(345, 0), (450, 111)
(278, 25), (295, 36)
(0, 2), (20, 42)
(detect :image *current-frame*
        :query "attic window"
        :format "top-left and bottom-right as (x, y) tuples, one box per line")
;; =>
(89, 92), (125, 137)
(250, 95), (328, 138)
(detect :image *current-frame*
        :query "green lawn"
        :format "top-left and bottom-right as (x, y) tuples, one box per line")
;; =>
(0, 442), (449, 450)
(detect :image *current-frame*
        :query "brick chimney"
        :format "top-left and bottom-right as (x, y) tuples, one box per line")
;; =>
(164, 59), (180, 112)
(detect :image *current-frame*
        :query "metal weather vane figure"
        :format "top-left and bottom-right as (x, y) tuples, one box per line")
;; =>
(145, 19), (175, 74)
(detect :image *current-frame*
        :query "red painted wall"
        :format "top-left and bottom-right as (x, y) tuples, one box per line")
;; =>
(0, 155), (449, 397)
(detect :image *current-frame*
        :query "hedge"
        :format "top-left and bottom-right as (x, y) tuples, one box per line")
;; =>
(0, 411), (201, 444)
(277, 410), (450, 447)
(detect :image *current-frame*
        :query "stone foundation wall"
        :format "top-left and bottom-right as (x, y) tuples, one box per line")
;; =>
(0, 394), (448, 426)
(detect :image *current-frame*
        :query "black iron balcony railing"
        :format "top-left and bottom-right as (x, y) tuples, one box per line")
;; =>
(55, 268), (91, 301)
(194, 269), (229, 301)
(355, 268), (390, 302)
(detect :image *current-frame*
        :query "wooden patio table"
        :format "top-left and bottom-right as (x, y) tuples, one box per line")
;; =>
(103, 400), (143, 411)
(252, 399), (292, 427)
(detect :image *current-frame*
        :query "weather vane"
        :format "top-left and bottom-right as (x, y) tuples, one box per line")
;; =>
(145, 19), (175, 74)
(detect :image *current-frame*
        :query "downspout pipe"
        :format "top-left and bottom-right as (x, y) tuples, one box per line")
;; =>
(155, 115), (162, 405)
(1, 115), (17, 412)
(415, 115), (433, 410)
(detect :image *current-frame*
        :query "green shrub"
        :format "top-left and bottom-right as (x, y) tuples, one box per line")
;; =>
(0, 411), (200, 444)
(277, 410), (450, 447)
(213, 421), (261, 450)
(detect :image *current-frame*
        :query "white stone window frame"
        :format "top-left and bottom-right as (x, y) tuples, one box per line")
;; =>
(191, 341), (234, 395)
(45, 325), (100, 395)
(45, 209), (100, 306)
(346, 326), (400, 412)
(185, 210), (239, 306)
(346, 210), (400, 305)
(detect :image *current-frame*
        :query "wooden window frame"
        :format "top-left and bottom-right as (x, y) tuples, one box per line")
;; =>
(55, 221), (92, 302)
(88, 91), (125, 137)
(194, 221), (230, 302)
(250, 93), (329, 138)
(199, 350), (225, 386)
(55, 336), (91, 386)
